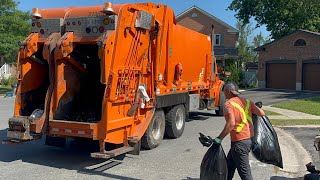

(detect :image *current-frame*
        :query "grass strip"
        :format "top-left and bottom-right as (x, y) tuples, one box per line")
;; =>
(0, 86), (12, 95)
(272, 96), (320, 116)
(264, 110), (281, 116)
(271, 119), (320, 126)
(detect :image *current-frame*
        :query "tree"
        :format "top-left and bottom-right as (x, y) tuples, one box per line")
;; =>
(251, 32), (269, 62)
(236, 21), (255, 66)
(253, 32), (266, 49)
(0, 0), (30, 64)
(228, 0), (320, 39)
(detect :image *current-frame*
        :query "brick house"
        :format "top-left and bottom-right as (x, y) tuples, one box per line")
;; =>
(176, 6), (239, 67)
(256, 30), (320, 91)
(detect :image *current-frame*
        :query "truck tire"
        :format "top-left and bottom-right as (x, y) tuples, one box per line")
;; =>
(165, 105), (186, 139)
(215, 90), (226, 116)
(141, 110), (165, 150)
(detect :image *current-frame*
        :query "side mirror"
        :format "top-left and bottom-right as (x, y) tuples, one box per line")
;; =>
(255, 101), (263, 108)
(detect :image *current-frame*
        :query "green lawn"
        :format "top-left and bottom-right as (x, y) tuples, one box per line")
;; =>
(264, 110), (281, 116)
(272, 96), (320, 116)
(0, 86), (12, 95)
(271, 119), (320, 126)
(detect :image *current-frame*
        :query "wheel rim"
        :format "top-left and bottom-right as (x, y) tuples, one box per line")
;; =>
(152, 116), (162, 140)
(175, 108), (184, 130)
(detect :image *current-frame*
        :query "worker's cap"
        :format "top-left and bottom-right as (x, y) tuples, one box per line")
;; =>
(224, 82), (240, 95)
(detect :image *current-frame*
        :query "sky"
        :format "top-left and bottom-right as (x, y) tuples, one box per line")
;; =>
(17, 0), (270, 40)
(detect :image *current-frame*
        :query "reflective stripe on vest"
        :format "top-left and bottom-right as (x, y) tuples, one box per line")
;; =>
(230, 99), (252, 133)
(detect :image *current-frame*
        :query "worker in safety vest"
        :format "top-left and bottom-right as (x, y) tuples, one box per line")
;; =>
(212, 82), (265, 180)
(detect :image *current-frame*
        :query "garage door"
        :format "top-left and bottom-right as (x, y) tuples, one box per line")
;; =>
(267, 63), (296, 90)
(303, 64), (320, 91)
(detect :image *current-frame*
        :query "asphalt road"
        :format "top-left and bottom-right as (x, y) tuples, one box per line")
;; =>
(241, 89), (320, 106)
(0, 91), (306, 180)
(282, 127), (320, 169)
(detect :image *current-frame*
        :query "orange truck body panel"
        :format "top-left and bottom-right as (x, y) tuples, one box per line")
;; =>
(8, 2), (224, 154)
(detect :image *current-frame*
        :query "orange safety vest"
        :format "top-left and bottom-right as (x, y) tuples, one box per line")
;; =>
(230, 99), (252, 133)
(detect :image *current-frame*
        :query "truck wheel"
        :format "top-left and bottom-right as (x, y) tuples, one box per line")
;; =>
(141, 110), (165, 150)
(165, 105), (186, 139)
(215, 90), (226, 116)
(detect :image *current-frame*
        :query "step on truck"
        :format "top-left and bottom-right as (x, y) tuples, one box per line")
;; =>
(6, 2), (225, 158)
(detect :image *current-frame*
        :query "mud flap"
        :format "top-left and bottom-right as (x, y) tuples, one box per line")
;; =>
(128, 140), (141, 155)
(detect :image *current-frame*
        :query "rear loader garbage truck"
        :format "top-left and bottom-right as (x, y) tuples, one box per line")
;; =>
(5, 2), (225, 159)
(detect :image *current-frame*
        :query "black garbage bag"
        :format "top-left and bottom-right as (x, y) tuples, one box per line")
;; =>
(304, 162), (320, 180)
(199, 133), (228, 180)
(251, 115), (283, 168)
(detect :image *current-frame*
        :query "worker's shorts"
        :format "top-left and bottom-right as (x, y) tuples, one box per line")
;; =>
(227, 138), (253, 180)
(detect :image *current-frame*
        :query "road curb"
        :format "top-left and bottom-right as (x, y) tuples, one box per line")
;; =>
(277, 125), (320, 128)
(275, 127), (311, 175)
(263, 106), (320, 119)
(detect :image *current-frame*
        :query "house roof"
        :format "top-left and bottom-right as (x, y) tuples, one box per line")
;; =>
(177, 6), (238, 33)
(255, 29), (320, 51)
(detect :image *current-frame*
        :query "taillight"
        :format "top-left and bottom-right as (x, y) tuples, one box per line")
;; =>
(92, 27), (98, 33)
(72, 21), (76, 25)
(85, 27), (91, 34)
(40, 29), (45, 34)
(105, 75), (113, 97)
(32, 23), (35, 27)
(67, 22), (70, 26)
(103, 18), (109, 25)
(99, 26), (105, 33)
(105, 88), (111, 98)
(108, 75), (113, 85)
(78, 21), (81, 25)
(36, 22), (41, 28)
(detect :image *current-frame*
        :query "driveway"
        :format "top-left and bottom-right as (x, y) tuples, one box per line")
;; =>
(282, 127), (320, 171)
(241, 89), (320, 106)
(0, 97), (296, 180)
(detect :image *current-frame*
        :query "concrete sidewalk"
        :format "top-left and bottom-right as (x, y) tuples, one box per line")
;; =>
(263, 106), (320, 119)
(275, 127), (312, 175)
(261, 106), (319, 175)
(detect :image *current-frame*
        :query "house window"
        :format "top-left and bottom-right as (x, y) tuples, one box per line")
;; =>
(191, 13), (198, 18)
(214, 34), (221, 46)
(294, 39), (306, 46)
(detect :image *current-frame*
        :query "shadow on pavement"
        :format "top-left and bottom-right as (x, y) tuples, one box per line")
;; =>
(182, 177), (200, 180)
(188, 111), (219, 122)
(270, 176), (304, 180)
(0, 128), (139, 179)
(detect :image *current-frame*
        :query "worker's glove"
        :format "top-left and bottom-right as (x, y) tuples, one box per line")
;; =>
(212, 137), (222, 145)
(199, 133), (213, 147)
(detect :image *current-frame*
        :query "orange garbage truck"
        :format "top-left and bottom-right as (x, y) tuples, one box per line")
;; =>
(6, 2), (225, 158)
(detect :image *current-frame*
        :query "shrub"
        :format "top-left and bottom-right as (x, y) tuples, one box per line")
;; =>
(224, 64), (244, 86)
(0, 75), (17, 86)
(8, 75), (18, 86)
(0, 76), (9, 86)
